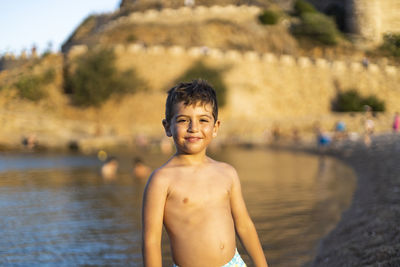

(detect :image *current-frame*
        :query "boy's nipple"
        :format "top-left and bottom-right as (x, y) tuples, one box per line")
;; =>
(183, 197), (189, 204)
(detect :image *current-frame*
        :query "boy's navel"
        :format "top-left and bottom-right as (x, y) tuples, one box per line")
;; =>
(183, 197), (189, 204)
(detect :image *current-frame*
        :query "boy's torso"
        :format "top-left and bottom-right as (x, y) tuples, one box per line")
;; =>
(161, 160), (237, 267)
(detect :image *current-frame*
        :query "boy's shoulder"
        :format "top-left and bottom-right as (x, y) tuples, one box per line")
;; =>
(210, 158), (236, 171)
(207, 158), (240, 181)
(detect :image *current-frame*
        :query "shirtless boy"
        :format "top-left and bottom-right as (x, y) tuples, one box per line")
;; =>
(142, 80), (268, 267)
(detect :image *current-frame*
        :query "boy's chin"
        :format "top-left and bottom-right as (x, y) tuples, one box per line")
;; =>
(178, 145), (207, 155)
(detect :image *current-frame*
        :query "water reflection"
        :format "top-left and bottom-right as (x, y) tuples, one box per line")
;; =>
(0, 148), (355, 266)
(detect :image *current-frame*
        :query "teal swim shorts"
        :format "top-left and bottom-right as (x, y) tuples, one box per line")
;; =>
(172, 248), (246, 267)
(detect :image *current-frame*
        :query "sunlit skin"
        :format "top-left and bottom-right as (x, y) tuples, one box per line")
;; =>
(142, 102), (268, 267)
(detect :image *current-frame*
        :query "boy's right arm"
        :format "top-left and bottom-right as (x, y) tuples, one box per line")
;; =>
(142, 170), (169, 267)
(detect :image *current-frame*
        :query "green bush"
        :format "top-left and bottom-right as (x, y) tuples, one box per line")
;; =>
(258, 10), (280, 25)
(333, 90), (385, 112)
(293, 13), (340, 45)
(126, 34), (137, 43)
(175, 61), (228, 107)
(362, 95), (385, 112)
(381, 33), (400, 57)
(14, 75), (46, 101)
(293, 0), (317, 16)
(13, 68), (55, 101)
(42, 68), (55, 84)
(66, 47), (145, 107)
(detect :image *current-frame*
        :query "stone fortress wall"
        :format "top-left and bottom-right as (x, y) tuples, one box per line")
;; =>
(97, 5), (262, 34)
(68, 42), (400, 140)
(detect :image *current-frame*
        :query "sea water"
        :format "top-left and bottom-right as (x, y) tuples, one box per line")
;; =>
(0, 148), (355, 266)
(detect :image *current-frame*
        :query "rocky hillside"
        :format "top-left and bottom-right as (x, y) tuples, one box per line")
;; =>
(62, 0), (303, 55)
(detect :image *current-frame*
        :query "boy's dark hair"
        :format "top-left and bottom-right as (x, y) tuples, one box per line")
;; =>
(165, 79), (218, 123)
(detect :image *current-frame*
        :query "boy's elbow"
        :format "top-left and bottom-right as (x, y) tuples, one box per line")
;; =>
(142, 234), (161, 249)
(236, 217), (256, 236)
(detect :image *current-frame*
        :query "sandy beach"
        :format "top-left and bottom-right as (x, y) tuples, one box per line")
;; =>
(311, 134), (400, 266)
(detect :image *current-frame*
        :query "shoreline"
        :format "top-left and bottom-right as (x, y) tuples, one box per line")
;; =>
(311, 134), (400, 266)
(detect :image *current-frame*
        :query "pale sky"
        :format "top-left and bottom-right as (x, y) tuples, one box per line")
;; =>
(0, 0), (121, 55)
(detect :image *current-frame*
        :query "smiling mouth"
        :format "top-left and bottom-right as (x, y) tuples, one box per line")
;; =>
(185, 137), (202, 142)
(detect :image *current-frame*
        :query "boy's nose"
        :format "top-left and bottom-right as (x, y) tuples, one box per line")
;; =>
(188, 120), (199, 132)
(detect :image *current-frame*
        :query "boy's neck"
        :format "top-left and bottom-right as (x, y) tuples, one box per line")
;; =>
(173, 151), (209, 166)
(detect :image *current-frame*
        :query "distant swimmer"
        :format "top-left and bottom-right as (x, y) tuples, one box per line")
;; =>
(133, 157), (151, 180)
(393, 112), (400, 133)
(101, 156), (119, 179)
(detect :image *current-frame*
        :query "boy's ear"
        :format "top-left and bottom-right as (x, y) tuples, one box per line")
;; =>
(213, 120), (221, 138)
(162, 119), (172, 137)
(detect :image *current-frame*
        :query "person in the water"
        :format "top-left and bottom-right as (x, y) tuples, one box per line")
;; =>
(142, 79), (268, 267)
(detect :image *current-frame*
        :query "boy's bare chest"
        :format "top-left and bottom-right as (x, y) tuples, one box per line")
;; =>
(167, 171), (231, 206)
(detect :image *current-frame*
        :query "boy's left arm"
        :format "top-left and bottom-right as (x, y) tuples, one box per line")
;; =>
(230, 168), (269, 267)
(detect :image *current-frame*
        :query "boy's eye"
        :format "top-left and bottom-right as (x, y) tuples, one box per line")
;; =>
(177, 119), (188, 123)
(200, 119), (209, 122)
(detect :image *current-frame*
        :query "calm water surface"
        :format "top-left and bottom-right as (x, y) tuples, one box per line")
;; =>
(0, 148), (356, 266)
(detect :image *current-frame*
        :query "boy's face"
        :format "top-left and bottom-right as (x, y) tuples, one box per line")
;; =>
(163, 101), (220, 155)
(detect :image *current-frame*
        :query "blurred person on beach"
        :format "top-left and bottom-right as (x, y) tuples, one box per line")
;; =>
(135, 134), (149, 150)
(292, 126), (301, 144)
(333, 120), (347, 141)
(314, 123), (331, 150)
(133, 157), (151, 180)
(272, 124), (281, 142)
(22, 134), (38, 150)
(101, 156), (119, 180)
(392, 112), (400, 133)
(160, 136), (174, 155)
(142, 80), (268, 267)
(363, 106), (374, 146)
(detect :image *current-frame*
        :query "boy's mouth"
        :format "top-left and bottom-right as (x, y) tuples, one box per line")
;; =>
(185, 137), (202, 142)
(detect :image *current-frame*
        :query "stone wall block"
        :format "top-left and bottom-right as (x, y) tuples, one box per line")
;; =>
(144, 9), (158, 20)
(225, 50), (242, 61)
(368, 64), (380, 73)
(385, 66), (397, 75)
(193, 6), (207, 15)
(350, 62), (363, 72)
(225, 5), (237, 13)
(332, 61), (346, 72)
(315, 58), (328, 68)
(298, 57), (312, 68)
(179, 6), (192, 15)
(210, 5), (224, 13)
(207, 48), (224, 59)
(247, 5), (261, 15)
(280, 55), (295, 66)
(161, 8), (175, 16)
(168, 46), (185, 55)
(127, 43), (145, 53)
(188, 47), (204, 57)
(148, 45), (165, 54)
(244, 51), (259, 61)
(262, 53), (277, 64)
